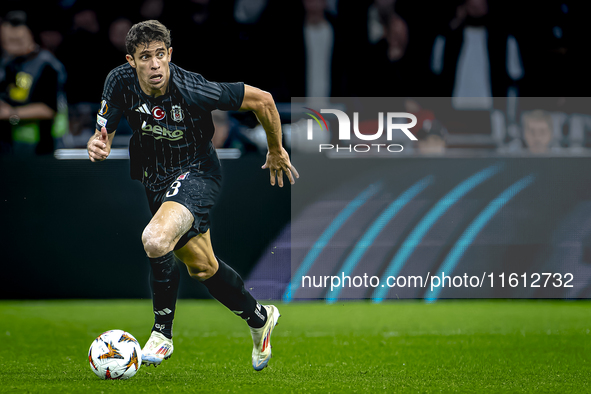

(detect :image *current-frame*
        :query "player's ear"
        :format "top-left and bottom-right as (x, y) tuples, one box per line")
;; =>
(168, 47), (173, 61)
(126, 54), (136, 69)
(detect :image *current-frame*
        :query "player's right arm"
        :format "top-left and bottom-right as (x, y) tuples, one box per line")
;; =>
(88, 66), (126, 162)
(87, 126), (116, 162)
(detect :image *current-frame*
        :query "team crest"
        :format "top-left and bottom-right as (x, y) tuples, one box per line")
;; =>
(170, 105), (184, 123)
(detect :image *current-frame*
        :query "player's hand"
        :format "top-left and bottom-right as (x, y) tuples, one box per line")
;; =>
(261, 147), (299, 187)
(88, 127), (110, 162)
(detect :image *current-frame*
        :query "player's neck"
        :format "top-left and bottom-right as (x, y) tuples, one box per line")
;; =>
(139, 78), (170, 98)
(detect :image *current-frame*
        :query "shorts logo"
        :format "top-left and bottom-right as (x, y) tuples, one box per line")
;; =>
(171, 105), (184, 123)
(152, 106), (166, 120)
(99, 100), (108, 115)
(97, 114), (107, 127)
(177, 171), (190, 180)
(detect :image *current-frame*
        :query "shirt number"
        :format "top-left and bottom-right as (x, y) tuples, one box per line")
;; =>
(166, 181), (181, 197)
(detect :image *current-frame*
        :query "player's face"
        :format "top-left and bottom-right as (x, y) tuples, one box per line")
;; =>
(126, 41), (173, 98)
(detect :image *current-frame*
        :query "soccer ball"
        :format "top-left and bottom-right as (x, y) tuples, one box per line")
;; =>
(88, 330), (142, 380)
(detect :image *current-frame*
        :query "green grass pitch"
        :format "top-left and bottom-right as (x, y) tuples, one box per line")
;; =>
(1, 300), (590, 393)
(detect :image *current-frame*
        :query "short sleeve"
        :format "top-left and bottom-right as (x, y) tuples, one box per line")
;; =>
(210, 81), (245, 111)
(95, 68), (125, 132)
(176, 69), (245, 113)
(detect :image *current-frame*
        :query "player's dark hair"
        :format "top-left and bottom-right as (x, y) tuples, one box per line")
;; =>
(125, 20), (171, 56)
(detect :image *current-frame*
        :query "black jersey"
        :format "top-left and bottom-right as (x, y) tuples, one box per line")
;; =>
(95, 62), (244, 191)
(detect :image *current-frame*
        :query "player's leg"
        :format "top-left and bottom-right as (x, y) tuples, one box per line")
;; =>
(175, 230), (267, 324)
(143, 201), (194, 258)
(141, 200), (194, 366)
(174, 231), (281, 371)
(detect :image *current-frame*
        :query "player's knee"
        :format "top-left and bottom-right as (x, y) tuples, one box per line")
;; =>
(186, 255), (218, 281)
(142, 228), (173, 258)
(143, 237), (172, 258)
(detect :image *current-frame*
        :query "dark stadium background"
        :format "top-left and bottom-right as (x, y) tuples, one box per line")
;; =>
(2, 0), (591, 300)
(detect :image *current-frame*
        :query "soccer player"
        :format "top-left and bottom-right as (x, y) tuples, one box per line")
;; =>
(87, 20), (297, 371)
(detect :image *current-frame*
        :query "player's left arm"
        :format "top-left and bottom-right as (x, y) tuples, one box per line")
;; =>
(239, 84), (299, 187)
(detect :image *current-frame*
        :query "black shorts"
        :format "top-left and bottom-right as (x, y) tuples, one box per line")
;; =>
(145, 171), (222, 250)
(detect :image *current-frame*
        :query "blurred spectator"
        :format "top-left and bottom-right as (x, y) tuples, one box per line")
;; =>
(415, 126), (447, 154)
(38, 30), (63, 55)
(105, 17), (132, 68)
(56, 5), (105, 104)
(303, 0), (334, 98)
(335, 0), (439, 96)
(109, 18), (132, 54)
(36, 3), (69, 55)
(0, 1), (68, 55)
(514, 1), (590, 96)
(384, 13), (408, 62)
(61, 16), (133, 148)
(521, 110), (554, 154)
(0, 10), (67, 155)
(406, 98), (447, 154)
(61, 102), (94, 148)
(249, 0), (301, 101)
(212, 110), (261, 153)
(414, 121), (447, 154)
(334, 0), (380, 96)
(212, 110), (229, 148)
(169, 0), (233, 79)
(337, 0), (396, 51)
(290, 0), (345, 99)
(234, 0), (269, 24)
(367, 0), (396, 44)
(365, 13), (416, 96)
(429, 0), (524, 103)
(139, 0), (165, 20)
